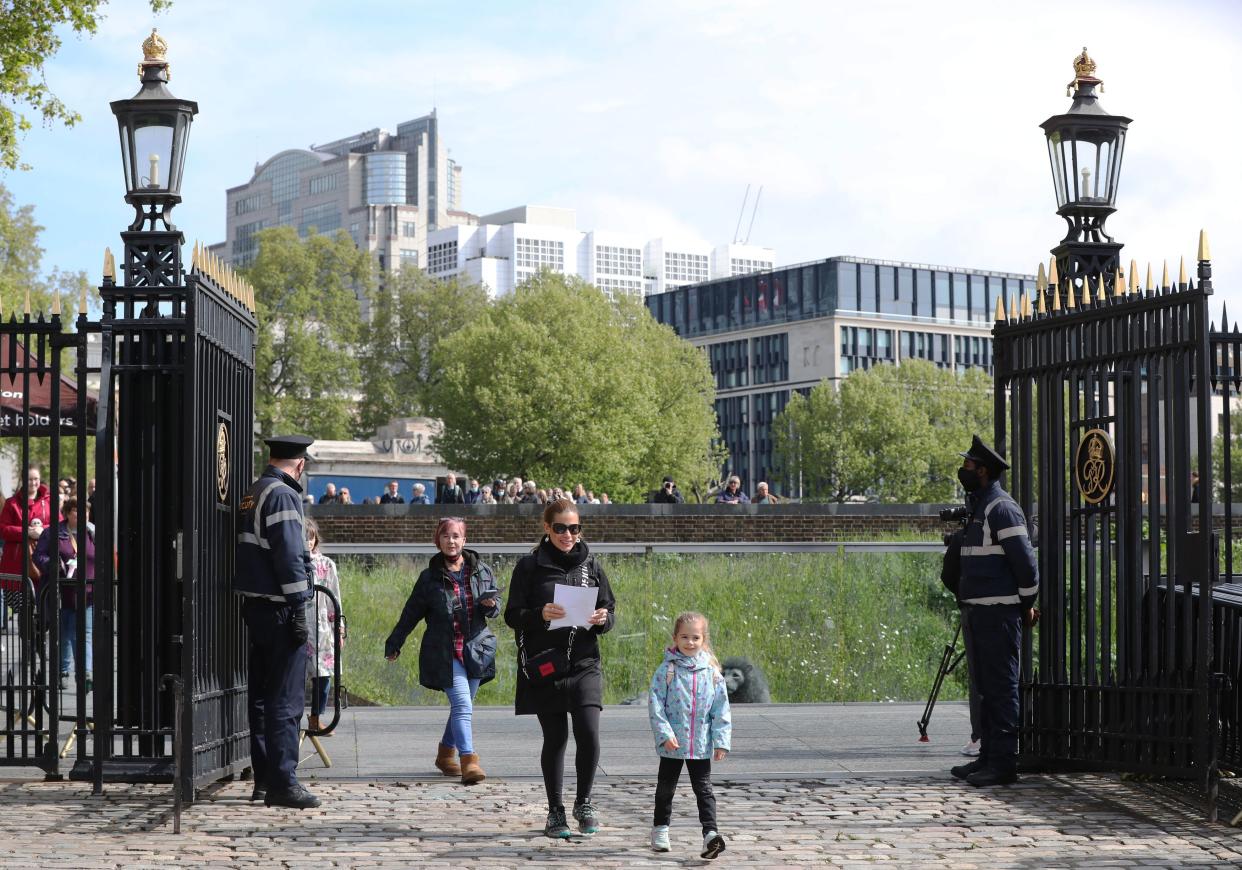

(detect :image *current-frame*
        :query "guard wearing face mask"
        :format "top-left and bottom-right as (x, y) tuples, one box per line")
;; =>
(235, 434), (320, 809)
(949, 434), (1038, 788)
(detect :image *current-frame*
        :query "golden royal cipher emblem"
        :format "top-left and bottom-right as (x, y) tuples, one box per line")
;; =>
(1075, 428), (1115, 505)
(216, 421), (230, 502)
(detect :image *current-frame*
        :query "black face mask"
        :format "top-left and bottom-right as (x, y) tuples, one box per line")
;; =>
(957, 467), (983, 492)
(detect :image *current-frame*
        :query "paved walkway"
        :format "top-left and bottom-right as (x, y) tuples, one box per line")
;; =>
(1, 703), (1240, 867)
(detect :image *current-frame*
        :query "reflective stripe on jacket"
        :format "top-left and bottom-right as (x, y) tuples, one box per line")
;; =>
(958, 481), (1038, 607)
(233, 466), (312, 603)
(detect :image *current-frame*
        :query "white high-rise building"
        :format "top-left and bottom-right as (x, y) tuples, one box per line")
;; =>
(425, 207), (771, 298)
(711, 243), (776, 279)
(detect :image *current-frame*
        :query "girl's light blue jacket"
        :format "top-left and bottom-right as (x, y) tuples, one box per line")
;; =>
(648, 647), (732, 760)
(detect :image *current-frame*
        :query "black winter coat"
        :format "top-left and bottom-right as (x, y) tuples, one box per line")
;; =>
(504, 538), (616, 715)
(384, 549), (501, 691)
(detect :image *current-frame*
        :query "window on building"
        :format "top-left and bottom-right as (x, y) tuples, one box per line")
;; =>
(298, 202), (341, 237)
(308, 172), (342, 195)
(402, 221), (417, 238)
(428, 241), (458, 274)
(399, 249), (419, 269)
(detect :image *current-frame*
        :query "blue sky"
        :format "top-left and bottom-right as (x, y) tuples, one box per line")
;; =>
(5, 0), (1242, 317)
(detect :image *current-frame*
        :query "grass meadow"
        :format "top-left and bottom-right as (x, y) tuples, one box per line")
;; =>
(338, 550), (966, 708)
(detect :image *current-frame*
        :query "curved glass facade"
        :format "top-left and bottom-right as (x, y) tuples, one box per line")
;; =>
(365, 152), (407, 204)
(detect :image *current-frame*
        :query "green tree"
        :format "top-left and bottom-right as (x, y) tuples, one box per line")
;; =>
(356, 268), (488, 437)
(425, 272), (722, 502)
(1, 1), (172, 170)
(774, 360), (992, 502)
(243, 227), (370, 446)
(1213, 401), (1242, 504)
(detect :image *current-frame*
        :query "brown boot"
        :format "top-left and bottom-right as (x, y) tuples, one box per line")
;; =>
(459, 752), (485, 784)
(434, 744), (460, 777)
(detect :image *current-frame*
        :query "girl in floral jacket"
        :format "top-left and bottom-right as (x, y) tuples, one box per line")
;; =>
(647, 611), (732, 859)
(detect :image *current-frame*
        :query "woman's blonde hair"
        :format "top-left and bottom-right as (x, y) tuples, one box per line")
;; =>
(673, 611), (721, 674)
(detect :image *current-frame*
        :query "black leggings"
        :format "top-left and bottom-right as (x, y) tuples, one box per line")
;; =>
(536, 707), (601, 808)
(654, 757), (717, 833)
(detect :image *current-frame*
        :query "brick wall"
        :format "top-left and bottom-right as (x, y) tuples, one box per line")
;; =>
(308, 503), (952, 544)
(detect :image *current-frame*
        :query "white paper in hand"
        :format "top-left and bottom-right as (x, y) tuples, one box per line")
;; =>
(549, 584), (599, 629)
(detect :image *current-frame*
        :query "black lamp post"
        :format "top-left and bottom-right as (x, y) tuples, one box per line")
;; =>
(108, 29), (197, 288)
(1041, 48), (1131, 290)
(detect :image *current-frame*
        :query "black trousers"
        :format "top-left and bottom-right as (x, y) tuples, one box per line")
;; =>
(654, 757), (717, 834)
(536, 706), (601, 809)
(243, 599), (308, 792)
(962, 603), (1022, 773)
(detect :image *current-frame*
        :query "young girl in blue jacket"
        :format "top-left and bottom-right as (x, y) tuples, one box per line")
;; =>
(647, 611), (732, 859)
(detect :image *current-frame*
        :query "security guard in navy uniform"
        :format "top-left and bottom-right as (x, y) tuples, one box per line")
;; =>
(949, 435), (1039, 787)
(235, 435), (321, 809)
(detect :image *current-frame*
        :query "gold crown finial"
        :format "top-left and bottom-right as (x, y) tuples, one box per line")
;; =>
(142, 29), (168, 63)
(1074, 47), (1096, 79)
(1068, 47), (1103, 96)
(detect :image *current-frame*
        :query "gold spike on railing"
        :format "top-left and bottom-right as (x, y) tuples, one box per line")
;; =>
(1113, 267), (1125, 297)
(1095, 273), (1106, 303)
(1199, 228), (1211, 261)
(1145, 263), (1153, 292)
(1067, 282), (1077, 309)
(995, 295), (1006, 322)
(1021, 292), (1031, 318)
(1162, 260), (1170, 290)
(1179, 256), (1188, 286)
(1129, 263), (1139, 294)
(79, 282), (88, 315)
(103, 247), (116, 282)
(24, 287), (32, 316)
(51, 288), (61, 315)
(1009, 294), (1017, 321)
(1048, 257), (1059, 288)
(1052, 284), (1061, 311)
(1037, 287), (1046, 315)
(1036, 262), (1047, 291)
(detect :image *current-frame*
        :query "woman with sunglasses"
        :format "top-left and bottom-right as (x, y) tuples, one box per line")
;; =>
(505, 498), (616, 839)
(385, 517), (501, 784)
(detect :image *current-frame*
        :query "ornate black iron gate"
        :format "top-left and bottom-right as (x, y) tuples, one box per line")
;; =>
(0, 36), (260, 801)
(994, 250), (1224, 812)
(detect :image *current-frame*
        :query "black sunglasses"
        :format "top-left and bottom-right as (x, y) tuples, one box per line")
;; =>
(551, 522), (582, 535)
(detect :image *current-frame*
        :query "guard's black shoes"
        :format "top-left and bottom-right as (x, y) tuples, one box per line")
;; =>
(950, 759), (987, 780)
(249, 785), (266, 802)
(264, 783), (321, 809)
(966, 767), (1018, 787)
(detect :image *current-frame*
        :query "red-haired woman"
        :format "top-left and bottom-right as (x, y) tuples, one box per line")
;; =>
(385, 517), (501, 784)
(505, 498), (616, 839)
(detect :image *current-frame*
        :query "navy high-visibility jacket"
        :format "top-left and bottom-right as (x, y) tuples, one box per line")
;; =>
(958, 480), (1039, 608)
(233, 466), (312, 603)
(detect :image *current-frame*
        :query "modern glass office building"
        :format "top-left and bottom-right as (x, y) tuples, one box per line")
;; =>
(645, 255), (1036, 495)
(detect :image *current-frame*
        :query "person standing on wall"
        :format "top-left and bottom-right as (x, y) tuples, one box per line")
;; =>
(505, 498), (616, 839)
(234, 435), (320, 810)
(950, 435), (1039, 788)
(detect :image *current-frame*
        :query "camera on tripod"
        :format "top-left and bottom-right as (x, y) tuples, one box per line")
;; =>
(939, 505), (969, 545)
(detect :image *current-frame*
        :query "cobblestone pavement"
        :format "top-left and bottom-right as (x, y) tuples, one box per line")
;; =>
(1, 773), (1240, 868)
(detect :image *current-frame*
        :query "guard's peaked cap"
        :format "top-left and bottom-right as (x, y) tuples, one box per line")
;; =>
(959, 434), (1010, 475)
(265, 434), (313, 460)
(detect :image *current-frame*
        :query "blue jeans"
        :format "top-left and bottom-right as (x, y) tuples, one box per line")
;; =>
(59, 606), (93, 676)
(440, 658), (480, 754)
(311, 676), (331, 716)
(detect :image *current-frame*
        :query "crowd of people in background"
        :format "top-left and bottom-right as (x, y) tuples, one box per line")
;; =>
(311, 472), (786, 506)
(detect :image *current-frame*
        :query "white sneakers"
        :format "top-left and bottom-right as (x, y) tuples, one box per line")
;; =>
(960, 740), (981, 757)
(650, 825), (671, 852)
(651, 825), (727, 858)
